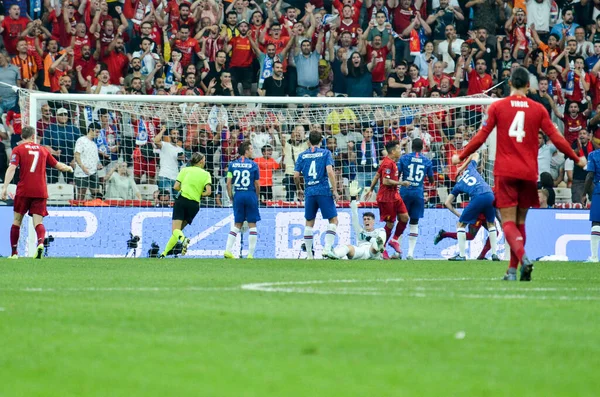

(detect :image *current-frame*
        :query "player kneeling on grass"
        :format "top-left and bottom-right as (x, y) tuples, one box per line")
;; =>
(444, 153), (498, 261)
(160, 153), (212, 258)
(331, 181), (386, 260)
(1, 126), (73, 259)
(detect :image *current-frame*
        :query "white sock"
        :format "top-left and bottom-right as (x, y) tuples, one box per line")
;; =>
(488, 226), (497, 255)
(304, 226), (314, 259)
(225, 226), (240, 252)
(457, 227), (466, 257)
(334, 245), (350, 259)
(248, 227), (258, 256)
(408, 224), (418, 257)
(324, 223), (337, 251)
(591, 225), (600, 260)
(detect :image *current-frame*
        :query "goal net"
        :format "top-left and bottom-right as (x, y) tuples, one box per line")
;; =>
(10, 91), (497, 259)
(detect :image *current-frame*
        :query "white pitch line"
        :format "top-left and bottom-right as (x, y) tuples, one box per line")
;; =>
(0, 307), (5, 312)
(1, 287), (239, 293)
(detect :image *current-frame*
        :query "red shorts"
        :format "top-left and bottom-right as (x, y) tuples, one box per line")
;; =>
(133, 149), (157, 177)
(14, 195), (48, 217)
(494, 176), (539, 209)
(378, 199), (407, 222)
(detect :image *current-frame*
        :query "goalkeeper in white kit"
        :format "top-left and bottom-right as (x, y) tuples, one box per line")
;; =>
(332, 182), (386, 260)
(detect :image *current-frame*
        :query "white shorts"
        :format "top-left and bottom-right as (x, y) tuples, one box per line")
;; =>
(350, 243), (382, 260)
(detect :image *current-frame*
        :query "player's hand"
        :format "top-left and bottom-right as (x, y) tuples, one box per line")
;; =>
(297, 189), (305, 201)
(348, 180), (361, 198)
(400, 180), (410, 187)
(333, 191), (341, 202)
(451, 154), (461, 165)
(364, 188), (373, 201)
(0, 187), (7, 201)
(65, 165), (74, 173)
(577, 156), (588, 169)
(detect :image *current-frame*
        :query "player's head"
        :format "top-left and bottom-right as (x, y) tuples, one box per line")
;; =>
(412, 138), (424, 153)
(21, 126), (35, 141)
(190, 152), (206, 167)
(238, 140), (253, 157)
(385, 140), (400, 160)
(309, 131), (323, 146)
(509, 67), (529, 90)
(363, 212), (376, 231)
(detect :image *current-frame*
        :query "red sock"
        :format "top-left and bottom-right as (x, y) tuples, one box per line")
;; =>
(478, 238), (491, 259)
(465, 232), (475, 241)
(384, 224), (393, 243)
(442, 231), (457, 239)
(393, 220), (407, 239)
(503, 221), (525, 263)
(10, 224), (20, 256)
(509, 249), (519, 269)
(35, 224), (46, 245)
(517, 223), (526, 246)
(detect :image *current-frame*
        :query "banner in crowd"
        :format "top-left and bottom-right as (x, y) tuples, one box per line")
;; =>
(0, 208), (591, 261)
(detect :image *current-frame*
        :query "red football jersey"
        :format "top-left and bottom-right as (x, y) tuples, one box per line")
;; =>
(459, 95), (581, 182)
(376, 156), (401, 203)
(10, 142), (58, 198)
(561, 113), (586, 145)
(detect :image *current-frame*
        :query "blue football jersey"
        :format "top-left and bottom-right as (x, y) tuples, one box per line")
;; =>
(587, 150), (600, 194)
(295, 147), (334, 196)
(451, 160), (493, 198)
(228, 157), (260, 193)
(398, 152), (434, 195)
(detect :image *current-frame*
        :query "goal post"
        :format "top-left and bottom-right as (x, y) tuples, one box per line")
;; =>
(17, 90), (499, 258)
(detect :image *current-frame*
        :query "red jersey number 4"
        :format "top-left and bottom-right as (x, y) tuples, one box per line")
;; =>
(508, 111), (526, 143)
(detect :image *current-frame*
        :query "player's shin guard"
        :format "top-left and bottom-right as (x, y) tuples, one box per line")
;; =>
(10, 224), (20, 256)
(457, 227), (467, 257)
(488, 226), (497, 255)
(248, 228), (258, 257)
(304, 226), (314, 259)
(591, 226), (600, 260)
(162, 229), (184, 256)
(509, 249), (519, 269)
(35, 224), (46, 245)
(334, 245), (350, 259)
(324, 224), (337, 252)
(384, 224), (393, 243)
(225, 226), (241, 253)
(503, 221), (525, 263)
(393, 220), (407, 240)
(408, 224), (418, 258)
(517, 223), (527, 246)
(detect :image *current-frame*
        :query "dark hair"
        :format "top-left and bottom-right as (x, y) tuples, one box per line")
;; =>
(412, 138), (424, 152)
(179, 24), (190, 31)
(574, 55), (585, 64)
(561, 7), (573, 16)
(363, 212), (376, 219)
(309, 131), (322, 146)
(549, 33), (560, 42)
(346, 52), (368, 78)
(190, 152), (205, 165)
(238, 141), (252, 156)
(538, 76), (549, 83)
(510, 67), (529, 89)
(179, 2), (190, 10)
(98, 108), (109, 116)
(376, 10), (386, 17)
(21, 126), (35, 140)
(226, 11), (237, 19)
(385, 140), (399, 153)
(88, 122), (102, 132)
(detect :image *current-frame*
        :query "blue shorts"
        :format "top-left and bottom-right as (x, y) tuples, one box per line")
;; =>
(460, 192), (495, 225)
(233, 193), (261, 224)
(305, 194), (338, 221)
(401, 190), (424, 220)
(591, 193), (600, 222)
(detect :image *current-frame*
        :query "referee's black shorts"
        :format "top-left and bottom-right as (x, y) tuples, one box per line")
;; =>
(172, 196), (200, 225)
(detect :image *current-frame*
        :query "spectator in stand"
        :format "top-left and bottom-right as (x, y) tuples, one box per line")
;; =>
(171, 24), (202, 69)
(0, 5), (30, 55)
(437, 24), (464, 75)
(74, 122), (103, 201)
(526, 0), (552, 42)
(258, 61), (288, 97)
(466, 55), (493, 126)
(363, 11), (392, 45)
(254, 144), (281, 203)
(388, 0), (418, 63)
(427, 0), (464, 45)
(200, 49), (226, 92)
(538, 188), (551, 208)
(43, 107), (79, 184)
(103, 36), (129, 85)
(387, 61), (412, 97)
(36, 104), (55, 139)
(132, 115), (159, 185)
(363, 34), (393, 96)
(342, 51), (377, 97)
(225, 20), (254, 96)
(538, 131), (557, 177)
(6, 103), (22, 149)
(470, 27), (495, 73)
(561, 101), (591, 145)
(465, 0), (506, 34)
(294, 32), (325, 97)
(73, 45), (97, 93)
(0, 51), (21, 114)
(408, 63), (428, 96)
(105, 161), (142, 201)
(355, 126), (381, 191)
(550, 8), (579, 40)
(413, 41), (437, 78)
(11, 38), (37, 88)
(90, 69), (121, 94)
(318, 59), (334, 95)
(153, 125), (185, 198)
(250, 35), (294, 90)
(567, 129), (593, 204)
(280, 126), (308, 201)
(185, 130), (220, 178)
(327, 38), (349, 96)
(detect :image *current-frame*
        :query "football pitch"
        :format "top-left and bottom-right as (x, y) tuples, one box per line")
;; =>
(1, 259), (598, 396)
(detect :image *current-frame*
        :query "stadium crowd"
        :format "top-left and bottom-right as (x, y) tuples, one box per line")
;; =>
(0, 0), (596, 206)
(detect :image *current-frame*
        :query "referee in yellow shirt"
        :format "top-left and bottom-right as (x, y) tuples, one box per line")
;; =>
(160, 153), (212, 258)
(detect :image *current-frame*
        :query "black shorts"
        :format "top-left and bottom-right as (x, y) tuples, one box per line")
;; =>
(75, 173), (99, 189)
(230, 66), (254, 89)
(172, 195), (200, 225)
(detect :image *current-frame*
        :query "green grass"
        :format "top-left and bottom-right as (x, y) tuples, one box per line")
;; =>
(1, 259), (599, 396)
